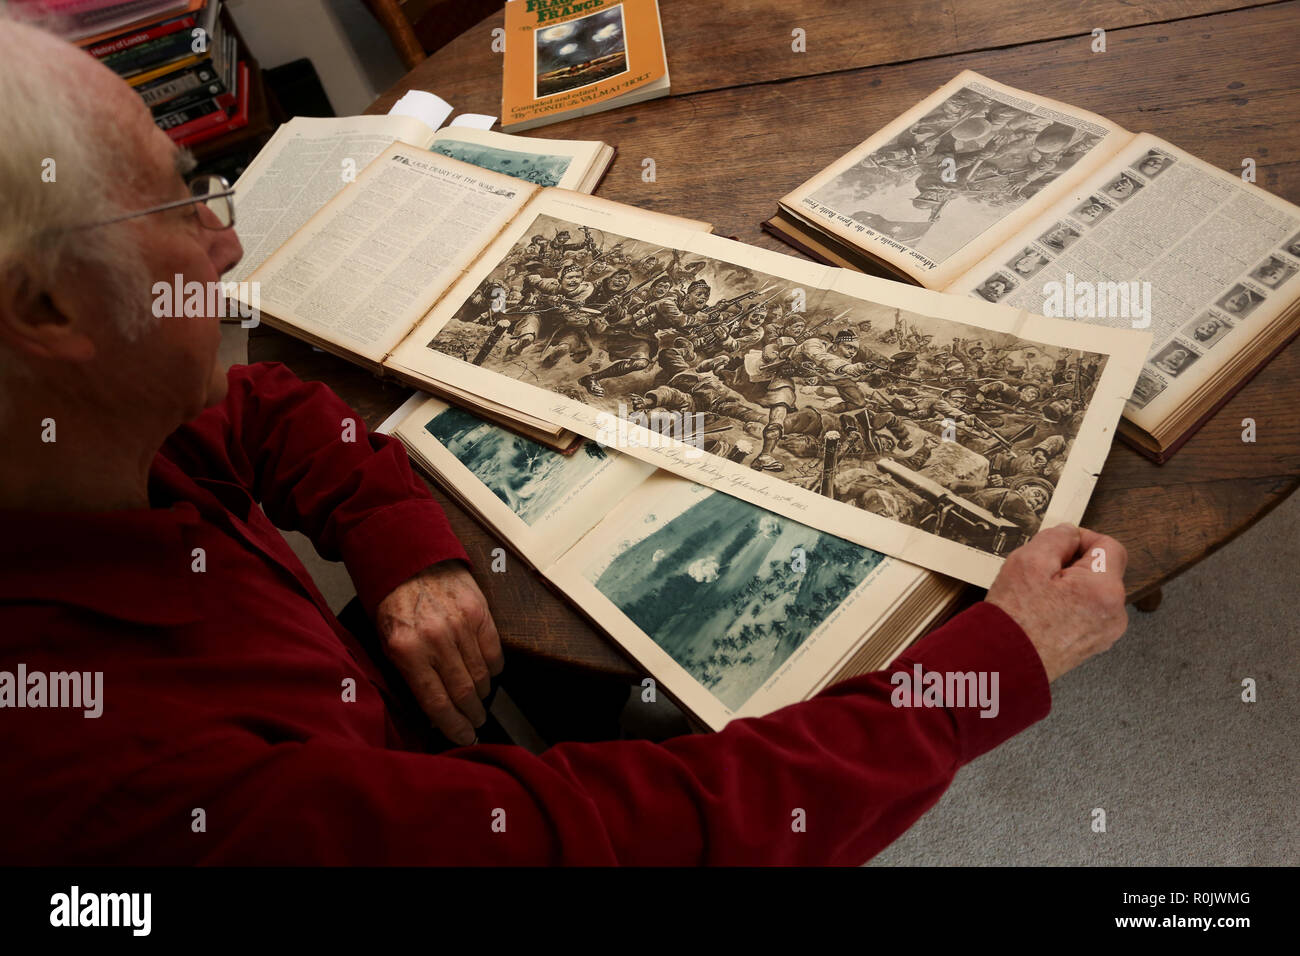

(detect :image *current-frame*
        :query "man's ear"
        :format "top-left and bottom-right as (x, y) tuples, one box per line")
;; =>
(0, 257), (97, 362)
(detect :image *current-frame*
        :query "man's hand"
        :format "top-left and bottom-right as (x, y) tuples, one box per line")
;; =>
(986, 523), (1128, 682)
(375, 562), (504, 745)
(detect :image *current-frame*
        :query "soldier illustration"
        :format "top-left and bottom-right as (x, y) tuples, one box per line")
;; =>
(540, 229), (591, 271)
(503, 262), (592, 359)
(539, 267), (632, 368)
(579, 278), (712, 397)
(969, 475), (1052, 539)
(631, 358), (768, 428)
(722, 328), (884, 471)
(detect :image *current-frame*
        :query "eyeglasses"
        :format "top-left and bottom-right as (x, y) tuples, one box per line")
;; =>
(77, 174), (236, 231)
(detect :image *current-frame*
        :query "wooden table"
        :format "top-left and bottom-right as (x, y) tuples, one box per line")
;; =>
(252, 0), (1300, 676)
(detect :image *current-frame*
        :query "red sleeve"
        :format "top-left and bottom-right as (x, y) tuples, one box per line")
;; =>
(192, 362), (470, 616)
(123, 602), (1049, 866)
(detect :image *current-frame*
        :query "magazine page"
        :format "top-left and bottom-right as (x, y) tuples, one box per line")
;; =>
(945, 133), (1300, 434)
(779, 71), (1132, 288)
(229, 115), (440, 283)
(429, 126), (605, 191)
(244, 143), (538, 363)
(387, 192), (1150, 587)
(393, 395), (656, 569)
(545, 473), (934, 730)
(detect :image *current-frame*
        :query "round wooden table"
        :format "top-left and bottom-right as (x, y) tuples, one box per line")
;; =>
(252, 0), (1300, 675)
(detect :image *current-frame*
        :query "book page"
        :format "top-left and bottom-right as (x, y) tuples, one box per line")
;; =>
(780, 71), (1132, 288)
(387, 193), (1149, 587)
(429, 126), (604, 191)
(228, 115), (439, 282)
(546, 473), (935, 730)
(247, 144), (538, 363)
(946, 133), (1300, 435)
(393, 394), (656, 569)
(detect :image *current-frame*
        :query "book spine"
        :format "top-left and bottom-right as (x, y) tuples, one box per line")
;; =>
(175, 60), (248, 147)
(161, 105), (228, 143)
(149, 79), (228, 117)
(102, 29), (198, 76)
(126, 52), (203, 87)
(155, 97), (223, 131)
(161, 103), (228, 140)
(136, 58), (222, 109)
(86, 12), (197, 59)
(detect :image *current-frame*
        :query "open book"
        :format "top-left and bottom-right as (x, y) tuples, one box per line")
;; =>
(236, 140), (705, 449)
(230, 114), (616, 285)
(370, 185), (1148, 587)
(386, 393), (965, 731)
(766, 71), (1300, 461)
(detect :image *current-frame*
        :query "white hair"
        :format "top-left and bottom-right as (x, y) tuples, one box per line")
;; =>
(0, 7), (155, 352)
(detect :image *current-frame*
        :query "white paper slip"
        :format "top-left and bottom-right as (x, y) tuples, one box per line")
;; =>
(388, 90), (454, 130)
(449, 113), (498, 130)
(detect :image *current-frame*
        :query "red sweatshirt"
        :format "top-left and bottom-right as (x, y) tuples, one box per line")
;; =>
(0, 362), (1050, 865)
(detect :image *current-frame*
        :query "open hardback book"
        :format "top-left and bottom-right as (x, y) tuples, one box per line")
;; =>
(385, 393), (965, 732)
(236, 138), (1148, 588)
(765, 71), (1300, 461)
(234, 139), (701, 450)
(365, 179), (1148, 587)
(230, 115), (617, 284)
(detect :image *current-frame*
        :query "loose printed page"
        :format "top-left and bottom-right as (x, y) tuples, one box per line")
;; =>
(429, 126), (604, 191)
(394, 395), (656, 568)
(946, 133), (1300, 434)
(229, 115), (440, 282)
(388, 192), (1150, 586)
(547, 473), (933, 730)
(247, 144), (537, 363)
(780, 71), (1131, 288)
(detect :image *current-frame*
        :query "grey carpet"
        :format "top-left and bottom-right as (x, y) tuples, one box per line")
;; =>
(871, 491), (1299, 866)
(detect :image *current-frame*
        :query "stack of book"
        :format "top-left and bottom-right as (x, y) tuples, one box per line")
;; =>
(15, 0), (249, 147)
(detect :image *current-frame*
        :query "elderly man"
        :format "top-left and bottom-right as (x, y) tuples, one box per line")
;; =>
(0, 19), (1131, 865)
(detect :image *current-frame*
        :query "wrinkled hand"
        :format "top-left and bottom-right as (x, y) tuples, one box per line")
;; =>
(986, 523), (1128, 682)
(375, 562), (504, 745)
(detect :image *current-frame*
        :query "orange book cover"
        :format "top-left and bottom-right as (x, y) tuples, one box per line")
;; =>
(502, 0), (668, 132)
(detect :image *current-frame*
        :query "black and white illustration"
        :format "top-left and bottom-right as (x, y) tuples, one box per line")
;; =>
(1185, 312), (1232, 348)
(1182, 312), (1233, 349)
(1007, 246), (1050, 278)
(428, 213), (1110, 557)
(1151, 340), (1200, 378)
(1102, 172), (1143, 202)
(803, 84), (1106, 265)
(1038, 222), (1081, 253)
(424, 403), (609, 524)
(1250, 255), (1297, 289)
(975, 273), (1016, 301)
(1127, 367), (1168, 409)
(430, 138), (574, 187)
(1073, 195), (1114, 226)
(1130, 149), (1175, 179)
(534, 6), (628, 99)
(1285, 232), (1300, 259)
(581, 482), (885, 710)
(1216, 284), (1266, 318)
